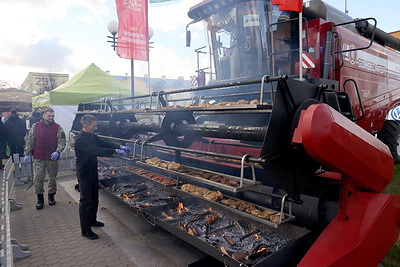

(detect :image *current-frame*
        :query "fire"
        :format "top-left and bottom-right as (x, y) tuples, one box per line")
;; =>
(161, 211), (173, 220)
(177, 202), (188, 215)
(111, 171), (115, 175)
(254, 234), (261, 239)
(257, 247), (268, 253)
(120, 193), (137, 199)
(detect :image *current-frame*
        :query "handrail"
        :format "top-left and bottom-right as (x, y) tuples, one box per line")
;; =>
(1, 158), (14, 266)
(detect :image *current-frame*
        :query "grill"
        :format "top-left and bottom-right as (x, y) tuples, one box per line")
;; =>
(98, 159), (310, 266)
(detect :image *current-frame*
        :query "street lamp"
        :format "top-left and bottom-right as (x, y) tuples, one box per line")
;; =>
(107, 21), (118, 50)
(107, 20), (135, 98)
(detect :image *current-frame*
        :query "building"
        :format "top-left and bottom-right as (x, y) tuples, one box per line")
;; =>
(20, 72), (69, 94)
(109, 73), (192, 95)
(390, 30), (400, 39)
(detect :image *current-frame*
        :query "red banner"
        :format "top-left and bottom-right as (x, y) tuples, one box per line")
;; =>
(115, 0), (149, 61)
(273, 0), (302, 13)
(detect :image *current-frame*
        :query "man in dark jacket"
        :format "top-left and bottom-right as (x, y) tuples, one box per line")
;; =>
(75, 114), (129, 240)
(4, 109), (26, 158)
(26, 109), (41, 130)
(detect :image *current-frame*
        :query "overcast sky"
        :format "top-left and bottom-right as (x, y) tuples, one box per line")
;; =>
(0, 0), (399, 88)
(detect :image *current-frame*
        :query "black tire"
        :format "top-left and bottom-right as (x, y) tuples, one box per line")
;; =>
(377, 120), (400, 164)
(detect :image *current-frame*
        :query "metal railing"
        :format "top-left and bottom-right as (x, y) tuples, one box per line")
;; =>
(13, 149), (76, 179)
(0, 158), (31, 266)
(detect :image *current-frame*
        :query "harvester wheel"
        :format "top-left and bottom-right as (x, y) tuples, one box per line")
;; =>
(377, 120), (400, 164)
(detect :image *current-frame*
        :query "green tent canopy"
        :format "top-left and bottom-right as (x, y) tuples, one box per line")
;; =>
(32, 63), (133, 107)
(32, 91), (50, 108)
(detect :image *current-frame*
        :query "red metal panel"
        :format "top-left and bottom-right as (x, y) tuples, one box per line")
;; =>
(299, 192), (400, 266)
(292, 103), (393, 192)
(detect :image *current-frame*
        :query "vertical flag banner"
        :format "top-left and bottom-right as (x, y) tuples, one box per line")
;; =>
(115, 0), (149, 61)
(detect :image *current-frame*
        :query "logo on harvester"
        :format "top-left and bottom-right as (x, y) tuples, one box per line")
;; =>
(389, 106), (400, 121)
(301, 52), (315, 69)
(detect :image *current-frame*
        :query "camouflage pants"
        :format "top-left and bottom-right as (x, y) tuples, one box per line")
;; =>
(33, 159), (59, 195)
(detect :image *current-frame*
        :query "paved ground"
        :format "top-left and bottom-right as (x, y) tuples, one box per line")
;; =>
(9, 170), (208, 267)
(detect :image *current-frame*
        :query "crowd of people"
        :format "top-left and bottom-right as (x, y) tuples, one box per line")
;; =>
(0, 108), (36, 168)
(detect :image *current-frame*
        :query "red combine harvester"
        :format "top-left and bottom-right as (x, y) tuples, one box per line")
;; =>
(72, 0), (400, 266)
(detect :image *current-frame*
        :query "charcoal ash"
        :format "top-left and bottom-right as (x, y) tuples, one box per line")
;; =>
(158, 202), (290, 264)
(98, 165), (131, 180)
(106, 181), (178, 208)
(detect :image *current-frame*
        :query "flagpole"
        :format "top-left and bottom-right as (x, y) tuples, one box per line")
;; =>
(131, 59), (134, 98)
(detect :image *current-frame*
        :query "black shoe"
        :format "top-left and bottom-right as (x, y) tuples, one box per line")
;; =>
(48, 194), (56, 206)
(36, 194), (44, 210)
(81, 231), (99, 240)
(91, 221), (105, 227)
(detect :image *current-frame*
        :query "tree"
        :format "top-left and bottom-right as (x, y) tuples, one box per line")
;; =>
(38, 73), (59, 94)
(0, 80), (12, 89)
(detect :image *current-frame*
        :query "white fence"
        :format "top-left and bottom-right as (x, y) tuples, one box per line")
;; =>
(13, 149), (76, 180)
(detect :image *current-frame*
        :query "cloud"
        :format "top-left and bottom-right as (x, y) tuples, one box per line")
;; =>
(149, 0), (198, 34)
(74, 0), (110, 25)
(144, 44), (197, 79)
(21, 38), (74, 71)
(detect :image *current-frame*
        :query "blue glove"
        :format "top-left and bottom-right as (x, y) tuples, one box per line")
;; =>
(24, 155), (30, 164)
(50, 151), (59, 161)
(119, 145), (130, 152)
(115, 149), (128, 157)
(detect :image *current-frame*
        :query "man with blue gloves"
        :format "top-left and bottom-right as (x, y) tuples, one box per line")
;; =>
(24, 108), (66, 210)
(75, 114), (130, 240)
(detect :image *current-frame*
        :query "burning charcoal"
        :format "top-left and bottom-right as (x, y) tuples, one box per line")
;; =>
(187, 227), (198, 236)
(247, 243), (269, 260)
(205, 215), (217, 225)
(161, 211), (171, 219)
(220, 245), (229, 256)
(239, 229), (260, 241)
(205, 223), (211, 236)
(234, 220), (245, 235)
(211, 223), (235, 235)
(222, 235), (236, 246)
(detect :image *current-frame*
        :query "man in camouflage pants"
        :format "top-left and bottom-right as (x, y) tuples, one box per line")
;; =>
(24, 108), (66, 210)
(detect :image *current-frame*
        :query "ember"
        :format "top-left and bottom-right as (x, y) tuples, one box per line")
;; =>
(157, 201), (289, 263)
(98, 165), (131, 180)
(103, 178), (178, 208)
